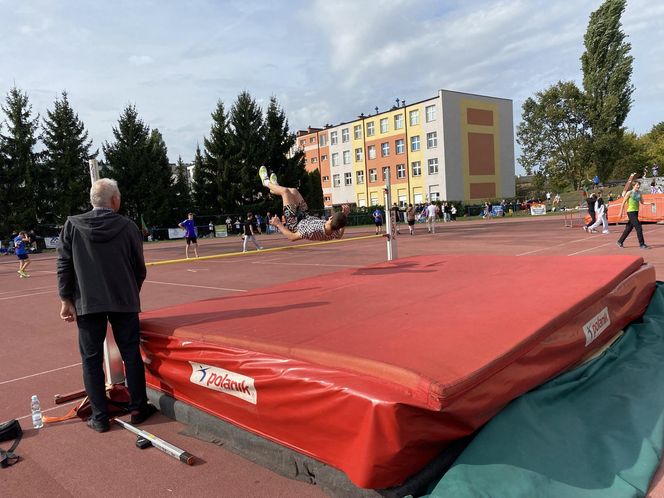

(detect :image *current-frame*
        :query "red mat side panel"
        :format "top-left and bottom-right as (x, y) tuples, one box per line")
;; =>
(141, 258), (656, 488)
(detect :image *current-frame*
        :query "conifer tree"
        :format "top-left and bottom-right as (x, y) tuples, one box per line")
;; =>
(192, 143), (215, 212)
(102, 105), (152, 222)
(42, 91), (96, 222)
(202, 101), (230, 212)
(581, 0), (634, 180)
(172, 156), (192, 217)
(0, 87), (41, 232)
(144, 128), (175, 226)
(227, 91), (265, 210)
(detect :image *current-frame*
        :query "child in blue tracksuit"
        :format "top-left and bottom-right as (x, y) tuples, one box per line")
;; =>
(14, 231), (31, 277)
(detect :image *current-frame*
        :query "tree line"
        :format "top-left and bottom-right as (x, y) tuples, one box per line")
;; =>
(517, 0), (663, 191)
(0, 89), (322, 237)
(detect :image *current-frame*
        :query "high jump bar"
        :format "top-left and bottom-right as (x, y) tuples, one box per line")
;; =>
(146, 234), (381, 267)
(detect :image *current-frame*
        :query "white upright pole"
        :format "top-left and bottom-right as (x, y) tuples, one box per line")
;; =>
(89, 158), (125, 385)
(383, 177), (398, 261)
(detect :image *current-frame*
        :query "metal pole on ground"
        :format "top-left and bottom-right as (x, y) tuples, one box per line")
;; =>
(383, 177), (398, 261)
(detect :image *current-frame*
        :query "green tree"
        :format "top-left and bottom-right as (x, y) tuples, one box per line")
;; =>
(144, 128), (175, 226)
(102, 105), (152, 223)
(202, 101), (230, 213)
(611, 131), (649, 180)
(0, 87), (41, 232)
(42, 91), (96, 222)
(581, 0), (634, 181)
(172, 156), (193, 216)
(227, 91), (265, 210)
(192, 143), (215, 213)
(516, 81), (590, 189)
(642, 122), (664, 172)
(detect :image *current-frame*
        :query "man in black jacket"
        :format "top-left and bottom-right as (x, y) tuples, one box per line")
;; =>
(56, 178), (155, 432)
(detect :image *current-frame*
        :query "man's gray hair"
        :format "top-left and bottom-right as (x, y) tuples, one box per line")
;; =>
(90, 178), (120, 208)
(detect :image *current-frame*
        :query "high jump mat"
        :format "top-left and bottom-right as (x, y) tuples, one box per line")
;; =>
(139, 254), (655, 491)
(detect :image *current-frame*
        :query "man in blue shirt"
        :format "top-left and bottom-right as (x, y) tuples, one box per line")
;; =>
(14, 231), (31, 278)
(372, 208), (383, 235)
(178, 212), (198, 259)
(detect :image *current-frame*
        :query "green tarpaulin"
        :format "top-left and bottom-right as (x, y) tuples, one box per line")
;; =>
(424, 282), (664, 498)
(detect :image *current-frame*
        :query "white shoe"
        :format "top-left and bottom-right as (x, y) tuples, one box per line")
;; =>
(269, 173), (278, 186)
(258, 166), (269, 187)
(583, 226), (588, 232)
(602, 230), (609, 234)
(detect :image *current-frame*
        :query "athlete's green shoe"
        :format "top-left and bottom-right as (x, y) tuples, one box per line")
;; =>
(269, 173), (278, 186)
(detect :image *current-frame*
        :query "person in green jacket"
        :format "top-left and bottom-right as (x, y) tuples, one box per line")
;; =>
(616, 181), (654, 249)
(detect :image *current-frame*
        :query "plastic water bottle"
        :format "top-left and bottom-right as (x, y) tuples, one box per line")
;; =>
(31, 394), (43, 429)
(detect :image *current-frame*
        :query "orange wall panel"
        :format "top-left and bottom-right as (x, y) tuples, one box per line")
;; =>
(470, 182), (496, 199)
(468, 133), (495, 175)
(467, 108), (494, 126)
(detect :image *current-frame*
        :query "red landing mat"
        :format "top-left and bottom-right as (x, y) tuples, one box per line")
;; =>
(140, 255), (655, 489)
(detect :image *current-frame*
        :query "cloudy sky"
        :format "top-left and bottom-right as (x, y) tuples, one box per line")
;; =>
(1, 0), (662, 174)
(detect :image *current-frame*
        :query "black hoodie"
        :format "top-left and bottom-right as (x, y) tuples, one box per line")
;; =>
(56, 209), (146, 315)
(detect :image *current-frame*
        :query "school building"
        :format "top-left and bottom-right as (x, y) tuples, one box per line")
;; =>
(295, 89), (515, 208)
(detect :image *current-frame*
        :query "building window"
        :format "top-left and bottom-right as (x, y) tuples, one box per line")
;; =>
(394, 114), (403, 130)
(309, 136), (316, 143)
(344, 172), (352, 186)
(410, 135), (420, 152)
(411, 161), (421, 176)
(427, 131), (438, 149)
(321, 154), (328, 161)
(397, 164), (406, 178)
(380, 118), (389, 133)
(343, 150), (351, 165)
(368, 145), (376, 160)
(356, 170), (365, 184)
(430, 190), (440, 201)
(319, 135), (327, 146)
(395, 139), (404, 154)
(332, 153), (339, 166)
(409, 109), (419, 126)
(366, 121), (375, 137)
(381, 142), (390, 157)
(330, 131), (338, 145)
(369, 169), (377, 182)
(354, 124), (362, 139)
(382, 167), (390, 180)
(355, 148), (363, 162)
(428, 158), (439, 175)
(426, 105), (436, 122)
(300, 139), (306, 147)
(323, 175), (330, 181)
(324, 195), (331, 202)
(311, 157), (317, 164)
(333, 174), (341, 187)
(342, 128), (350, 143)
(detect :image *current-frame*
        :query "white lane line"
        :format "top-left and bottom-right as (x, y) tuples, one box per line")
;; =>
(0, 289), (55, 301)
(16, 399), (81, 422)
(516, 237), (595, 256)
(568, 242), (614, 256)
(0, 362), (82, 386)
(144, 280), (247, 292)
(251, 261), (360, 268)
(0, 285), (54, 296)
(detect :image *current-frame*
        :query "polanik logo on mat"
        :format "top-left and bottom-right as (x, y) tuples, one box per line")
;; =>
(582, 307), (611, 346)
(188, 361), (257, 404)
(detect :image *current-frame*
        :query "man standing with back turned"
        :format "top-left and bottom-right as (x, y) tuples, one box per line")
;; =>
(56, 178), (156, 432)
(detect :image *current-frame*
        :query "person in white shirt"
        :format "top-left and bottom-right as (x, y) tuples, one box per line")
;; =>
(425, 202), (438, 234)
(587, 194), (609, 234)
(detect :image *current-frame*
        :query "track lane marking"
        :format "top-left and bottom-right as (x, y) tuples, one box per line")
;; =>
(144, 280), (247, 292)
(0, 362), (82, 386)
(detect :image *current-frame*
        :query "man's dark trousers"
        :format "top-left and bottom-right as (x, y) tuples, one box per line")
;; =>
(77, 312), (148, 422)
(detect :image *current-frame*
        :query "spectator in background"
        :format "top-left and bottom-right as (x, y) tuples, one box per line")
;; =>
(242, 212), (263, 252)
(391, 203), (401, 235)
(372, 207), (384, 235)
(14, 231), (31, 278)
(406, 203), (416, 235)
(178, 212), (199, 259)
(587, 193), (609, 234)
(209, 220), (215, 237)
(450, 204), (457, 221)
(583, 193), (597, 232)
(225, 216), (233, 234)
(425, 202), (437, 233)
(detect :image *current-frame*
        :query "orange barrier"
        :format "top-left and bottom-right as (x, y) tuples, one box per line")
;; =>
(584, 194), (664, 225)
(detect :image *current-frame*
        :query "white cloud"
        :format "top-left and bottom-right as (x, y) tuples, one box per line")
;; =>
(128, 55), (154, 66)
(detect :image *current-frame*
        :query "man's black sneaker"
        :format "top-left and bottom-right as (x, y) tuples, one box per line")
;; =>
(130, 404), (158, 425)
(640, 244), (651, 250)
(616, 242), (624, 248)
(86, 417), (110, 433)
